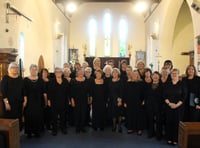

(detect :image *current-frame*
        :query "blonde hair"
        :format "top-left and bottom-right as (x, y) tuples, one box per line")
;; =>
(93, 57), (101, 66)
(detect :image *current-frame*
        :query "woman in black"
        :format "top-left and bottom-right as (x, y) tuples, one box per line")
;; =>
(92, 57), (101, 77)
(183, 65), (200, 121)
(24, 64), (45, 138)
(144, 68), (152, 84)
(1, 62), (24, 130)
(40, 68), (51, 131)
(108, 68), (123, 133)
(71, 68), (89, 133)
(84, 67), (94, 125)
(124, 68), (144, 135)
(160, 67), (171, 139)
(163, 69), (187, 145)
(161, 67), (171, 84)
(120, 60), (128, 82)
(136, 60), (145, 80)
(144, 71), (163, 140)
(48, 67), (69, 136)
(63, 67), (74, 126)
(91, 69), (107, 131)
(103, 64), (113, 126)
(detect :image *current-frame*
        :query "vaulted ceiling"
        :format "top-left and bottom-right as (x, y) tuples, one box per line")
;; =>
(53, 0), (162, 21)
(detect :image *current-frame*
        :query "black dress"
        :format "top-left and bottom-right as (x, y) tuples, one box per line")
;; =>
(24, 77), (45, 136)
(47, 78), (69, 133)
(104, 76), (112, 125)
(120, 69), (127, 82)
(123, 80), (144, 131)
(0, 75), (24, 128)
(85, 76), (94, 125)
(91, 80), (107, 129)
(163, 81), (187, 142)
(108, 79), (123, 118)
(144, 82), (163, 138)
(182, 76), (200, 121)
(71, 78), (89, 131)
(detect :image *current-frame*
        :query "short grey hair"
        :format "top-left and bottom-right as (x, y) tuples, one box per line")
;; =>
(103, 65), (112, 73)
(29, 64), (38, 70)
(54, 67), (63, 73)
(8, 62), (18, 74)
(112, 68), (121, 76)
(85, 67), (92, 72)
(63, 67), (71, 74)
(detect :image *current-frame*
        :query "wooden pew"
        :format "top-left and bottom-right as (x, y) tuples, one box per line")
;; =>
(178, 121), (200, 148)
(0, 119), (20, 148)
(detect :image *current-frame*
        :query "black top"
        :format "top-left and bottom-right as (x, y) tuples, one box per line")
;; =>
(120, 69), (128, 82)
(47, 78), (69, 109)
(108, 79), (123, 105)
(24, 77), (45, 109)
(1, 75), (24, 105)
(144, 82), (163, 105)
(182, 76), (200, 99)
(123, 81), (144, 105)
(91, 80), (107, 105)
(70, 78), (89, 106)
(163, 81), (187, 104)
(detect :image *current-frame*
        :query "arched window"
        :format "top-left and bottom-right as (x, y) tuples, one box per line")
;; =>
(119, 19), (127, 57)
(104, 12), (111, 56)
(89, 19), (97, 56)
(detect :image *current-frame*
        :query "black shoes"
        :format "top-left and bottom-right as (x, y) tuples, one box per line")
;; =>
(62, 128), (67, 135)
(52, 130), (57, 136)
(80, 128), (87, 133)
(118, 127), (122, 133)
(112, 126), (116, 132)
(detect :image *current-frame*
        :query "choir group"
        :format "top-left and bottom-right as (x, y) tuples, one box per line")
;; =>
(1, 57), (200, 146)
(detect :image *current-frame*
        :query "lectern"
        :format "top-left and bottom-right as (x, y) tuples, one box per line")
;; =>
(0, 48), (18, 117)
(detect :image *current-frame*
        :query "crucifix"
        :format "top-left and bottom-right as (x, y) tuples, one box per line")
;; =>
(155, 49), (162, 71)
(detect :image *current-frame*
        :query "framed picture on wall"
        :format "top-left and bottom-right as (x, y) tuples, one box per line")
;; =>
(135, 51), (146, 64)
(68, 48), (78, 64)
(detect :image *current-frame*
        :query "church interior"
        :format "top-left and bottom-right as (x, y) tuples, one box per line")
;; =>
(0, 0), (200, 75)
(0, 0), (200, 147)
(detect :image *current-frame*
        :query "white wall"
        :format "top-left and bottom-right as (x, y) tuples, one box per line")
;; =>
(69, 2), (145, 67)
(0, 0), (70, 75)
(145, 0), (200, 74)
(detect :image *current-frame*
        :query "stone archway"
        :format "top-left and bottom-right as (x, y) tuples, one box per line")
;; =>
(159, 0), (194, 73)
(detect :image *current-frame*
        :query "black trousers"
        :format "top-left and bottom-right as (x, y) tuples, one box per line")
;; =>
(146, 103), (162, 138)
(165, 107), (180, 142)
(73, 104), (87, 130)
(51, 108), (67, 132)
(92, 104), (106, 129)
(126, 105), (144, 131)
(44, 106), (52, 129)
